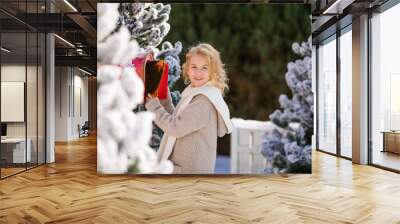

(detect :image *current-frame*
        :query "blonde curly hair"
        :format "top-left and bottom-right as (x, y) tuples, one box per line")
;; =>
(182, 43), (229, 95)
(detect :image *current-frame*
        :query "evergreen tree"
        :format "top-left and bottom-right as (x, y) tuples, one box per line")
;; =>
(118, 3), (184, 150)
(117, 3), (171, 48)
(260, 37), (313, 173)
(97, 3), (173, 174)
(164, 4), (310, 121)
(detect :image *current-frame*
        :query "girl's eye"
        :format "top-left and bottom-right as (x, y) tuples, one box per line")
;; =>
(202, 67), (208, 70)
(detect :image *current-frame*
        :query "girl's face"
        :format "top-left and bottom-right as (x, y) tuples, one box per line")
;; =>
(187, 54), (211, 87)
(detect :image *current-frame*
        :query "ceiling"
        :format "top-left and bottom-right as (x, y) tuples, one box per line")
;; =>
(311, 0), (390, 44)
(0, 0), (97, 75)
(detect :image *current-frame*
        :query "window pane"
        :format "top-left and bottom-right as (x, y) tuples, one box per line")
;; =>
(371, 3), (400, 171)
(1, 31), (27, 177)
(318, 36), (337, 154)
(340, 28), (352, 158)
(38, 32), (45, 165)
(27, 31), (38, 169)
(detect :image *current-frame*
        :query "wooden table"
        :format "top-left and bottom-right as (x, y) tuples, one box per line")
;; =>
(381, 131), (400, 154)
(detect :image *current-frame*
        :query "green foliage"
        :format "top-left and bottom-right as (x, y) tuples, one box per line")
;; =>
(165, 4), (310, 120)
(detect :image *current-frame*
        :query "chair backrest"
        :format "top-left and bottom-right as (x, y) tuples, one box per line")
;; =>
(82, 121), (90, 129)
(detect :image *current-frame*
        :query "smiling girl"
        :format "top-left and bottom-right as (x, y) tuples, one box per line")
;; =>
(145, 43), (233, 174)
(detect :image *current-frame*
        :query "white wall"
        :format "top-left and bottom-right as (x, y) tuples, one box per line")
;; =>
(55, 66), (69, 141)
(1, 65), (38, 138)
(1, 65), (26, 132)
(1, 65), (26, 141)
(1, 82), (25, 122)
(55, 67), (89, 141)
(72, 73), (89, 138)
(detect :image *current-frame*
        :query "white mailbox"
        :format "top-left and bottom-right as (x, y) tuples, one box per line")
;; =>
(230, 118), (277, 174)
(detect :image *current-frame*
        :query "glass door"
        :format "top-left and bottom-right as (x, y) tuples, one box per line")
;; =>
(0, 0), (47, 179)
(370, 3), (400, 172)
(1, 30), (28, 178)
(339, 26), (352, 159)
(317, 35), (337, 154)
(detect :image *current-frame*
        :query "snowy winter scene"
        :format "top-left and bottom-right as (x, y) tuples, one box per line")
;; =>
(97, 3), (312, 174)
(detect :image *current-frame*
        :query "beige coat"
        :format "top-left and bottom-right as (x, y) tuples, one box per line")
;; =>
(145, 90), (229, 174)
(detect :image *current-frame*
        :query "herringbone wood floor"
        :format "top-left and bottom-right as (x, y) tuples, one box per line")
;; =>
(0, 134), (400, 224)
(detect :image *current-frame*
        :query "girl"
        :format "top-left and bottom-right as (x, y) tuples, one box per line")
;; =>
(145, 43), (233, 174)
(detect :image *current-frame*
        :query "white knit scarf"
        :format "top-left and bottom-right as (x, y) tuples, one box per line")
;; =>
(157, 81), (233, 162)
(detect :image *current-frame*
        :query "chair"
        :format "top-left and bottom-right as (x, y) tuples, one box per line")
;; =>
(79, 121), (90, 138)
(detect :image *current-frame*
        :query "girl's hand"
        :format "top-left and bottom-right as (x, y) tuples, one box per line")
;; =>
(146, 92), (158, 101)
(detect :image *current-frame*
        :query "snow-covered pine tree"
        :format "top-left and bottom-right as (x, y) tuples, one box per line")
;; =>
(117, 3), (171, 48)
(97, 3), (173, 174)
(117, 3), (183, 150)
(261, 37), (313, 174)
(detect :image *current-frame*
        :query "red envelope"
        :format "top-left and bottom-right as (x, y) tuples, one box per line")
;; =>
(144, 60), (168, 100)
(132, 54), (168, 101)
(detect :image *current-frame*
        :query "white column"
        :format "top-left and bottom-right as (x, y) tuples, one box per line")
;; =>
(312, 45), (317, 150)
(46, 33), (55, 163)
(46, 0), (55, 163)
(352, 14), (369, 164)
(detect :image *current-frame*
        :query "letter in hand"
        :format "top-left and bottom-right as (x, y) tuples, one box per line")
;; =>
(145, 60), (164, 97)
(147, 92), (157, 99)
